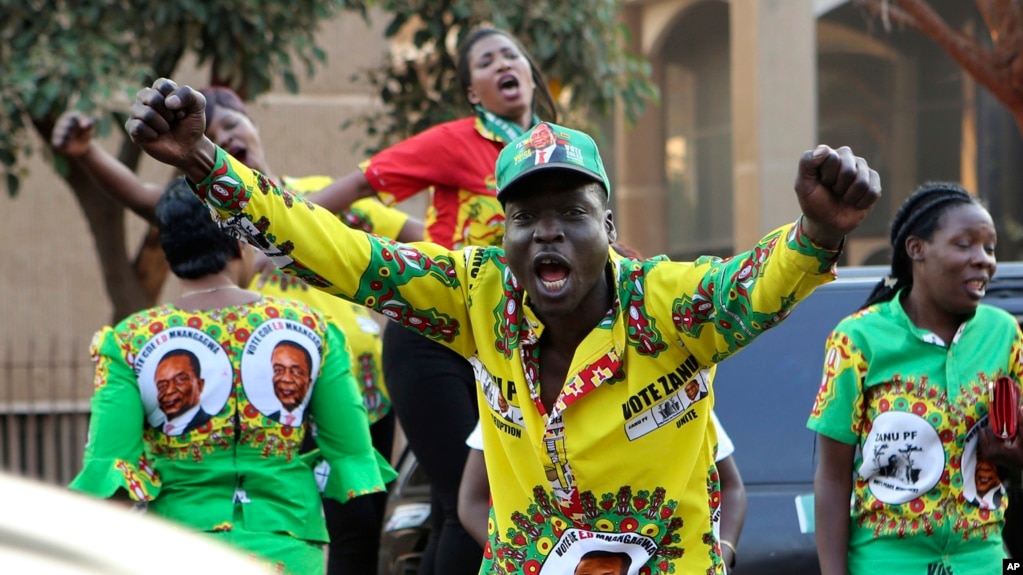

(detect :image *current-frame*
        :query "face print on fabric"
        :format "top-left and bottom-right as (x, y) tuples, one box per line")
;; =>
(240, 319), (322, 427)
(537, 529), (651, 575)
(471, 357), (524, 428)
(134, 329), (233, 437)
(961, 415), (1006, 510)
(522, 122), (585, 167)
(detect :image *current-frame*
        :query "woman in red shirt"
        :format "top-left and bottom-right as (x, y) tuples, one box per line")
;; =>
(310, 26), (559, 575)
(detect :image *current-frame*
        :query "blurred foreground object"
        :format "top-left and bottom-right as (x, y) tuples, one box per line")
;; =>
(0, 472), (275, 575)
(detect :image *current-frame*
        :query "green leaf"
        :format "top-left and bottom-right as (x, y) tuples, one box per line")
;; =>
(283, 71), (299, 93)
(6, 172), (19, 198)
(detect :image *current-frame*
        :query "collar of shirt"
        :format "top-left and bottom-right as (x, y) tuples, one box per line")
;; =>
(883, 290), (970, 347)
(163, 402), (202, 435)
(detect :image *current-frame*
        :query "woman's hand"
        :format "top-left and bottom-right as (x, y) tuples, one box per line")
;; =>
(51, 110), (96, 158)
(978, 405), (1023, 469)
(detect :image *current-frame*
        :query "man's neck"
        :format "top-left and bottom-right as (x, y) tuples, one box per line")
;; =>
(536, 277), (614, 356)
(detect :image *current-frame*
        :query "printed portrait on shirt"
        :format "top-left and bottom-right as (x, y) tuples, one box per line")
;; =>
(538, 529), (655, 575)
(353, 311), (386, 414)
(240, 319), (322, 427)
(961, 415), (1006, 510)
(471, 357), (524, 428)
(134, 329), (233, 437)
(682, 377), (708, 407)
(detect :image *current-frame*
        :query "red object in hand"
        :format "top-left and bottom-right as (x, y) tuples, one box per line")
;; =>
(989, 376), (1020, 441)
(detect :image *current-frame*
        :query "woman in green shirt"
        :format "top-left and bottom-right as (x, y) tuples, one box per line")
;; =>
(70, 179), (395, 575)
(809, 182), (1023, 575)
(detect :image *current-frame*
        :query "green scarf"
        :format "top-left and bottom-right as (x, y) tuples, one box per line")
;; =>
(474, 104), (540, 144)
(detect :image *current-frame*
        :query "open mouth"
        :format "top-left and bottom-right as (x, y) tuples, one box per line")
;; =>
(498, 74), (521, 98)
(535, 257), (570, 293)
(227, 144), (248, 166)
(965, 278), (987, 298)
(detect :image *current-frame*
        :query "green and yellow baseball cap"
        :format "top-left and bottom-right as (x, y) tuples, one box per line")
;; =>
(495, 122), (611, 204)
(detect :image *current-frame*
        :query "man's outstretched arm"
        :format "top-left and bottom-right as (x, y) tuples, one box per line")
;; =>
(126, 78), (478, 358)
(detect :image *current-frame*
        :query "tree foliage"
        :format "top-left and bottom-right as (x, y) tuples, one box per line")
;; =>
(349, 0), (658, 151)
(0, 0), (369, 196)
(0, 0), (654, 320)
(0, 0), (367, 320)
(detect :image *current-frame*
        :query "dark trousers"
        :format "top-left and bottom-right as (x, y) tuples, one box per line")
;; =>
(323, 409), (396, 575)
(382, 322), (483, 575)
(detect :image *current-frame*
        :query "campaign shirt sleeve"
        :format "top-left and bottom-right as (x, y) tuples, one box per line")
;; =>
(191, 145), (477, 360)
(1011, 322), (1023, 390)
(806, 324), (868, 446)
(648, 222), (840, 368)
(69, 327), (161, 501)
(360, 124), (463, 204)
(311, 323), (396, 503)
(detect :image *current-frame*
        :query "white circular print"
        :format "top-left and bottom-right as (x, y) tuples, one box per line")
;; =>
(538, 528), (656, 575)
(857, 410), (944, 504)
(134, 328), (233, 436)
(240, 319), (322, 426)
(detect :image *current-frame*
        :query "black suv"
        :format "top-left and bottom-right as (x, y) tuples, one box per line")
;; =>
(378, 265), (1023, 574)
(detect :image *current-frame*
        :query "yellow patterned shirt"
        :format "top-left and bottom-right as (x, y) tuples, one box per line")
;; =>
(193, 146), (839, 575)
(807, 295), (1021, 574)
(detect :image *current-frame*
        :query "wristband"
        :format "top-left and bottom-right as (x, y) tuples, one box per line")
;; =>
(719, 539), (737, 568)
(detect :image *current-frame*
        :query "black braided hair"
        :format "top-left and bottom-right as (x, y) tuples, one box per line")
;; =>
(861, 182), (981, 309)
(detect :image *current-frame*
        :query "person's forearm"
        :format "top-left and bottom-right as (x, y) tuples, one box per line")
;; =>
(719, 491), (746, 547)
(717, 457), (747, 547)
(396, 218), (426, 243)
(311, 170), (376, 214)
(458, 448), (490, 547)
(74, 143), (162, 224)
(458, 499), (489, 547)
(815, 477), (851, 575)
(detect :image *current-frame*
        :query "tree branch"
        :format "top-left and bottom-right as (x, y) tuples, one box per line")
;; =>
(853, 0), (921, 30)
(35, 118), (153, 322)
(858, 0), (1021, 108)
(62, 163), (153, 321)
(975, 0), (1023, 50)
(115, 137), (169, 303)
(893, 0), (1021, 107)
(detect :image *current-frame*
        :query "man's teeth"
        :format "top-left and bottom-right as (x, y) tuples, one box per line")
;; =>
(542, 278), (566, 291)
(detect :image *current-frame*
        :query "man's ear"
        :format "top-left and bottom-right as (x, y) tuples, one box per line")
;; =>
(605, 210), (617, 243)
(905, 236), (925, 261)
